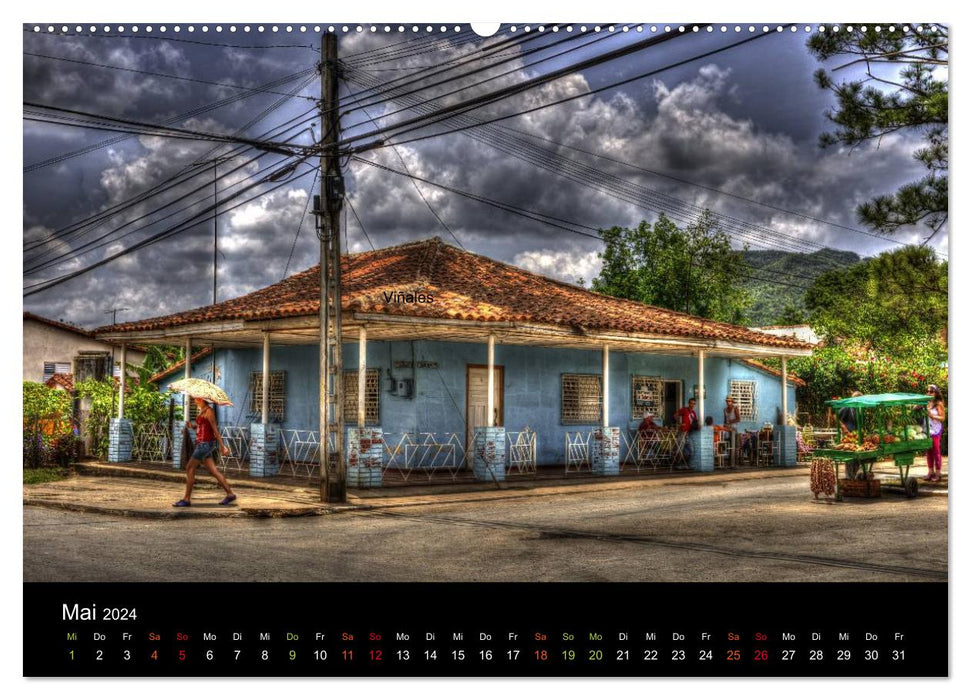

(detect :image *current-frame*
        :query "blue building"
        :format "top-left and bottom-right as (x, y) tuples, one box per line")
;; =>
(98, 238), (812, 489)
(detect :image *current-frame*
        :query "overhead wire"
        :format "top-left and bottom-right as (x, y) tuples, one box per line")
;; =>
(342, 65), (847, 273)
(352, 155), (814, 292)
(336, 28), (700, 150)
(342, 78), (465, 249)
(25, 102), (318, 255)
(25, 68), (315, 172)
(339, 26), (576, 112)
(24, 51), (319, 99)
(345, 196), (376, 252)
(339, 30), (616, 125)
(25, 108), (318, 269)
(24, 159), (315, 297)
(24, 101), (303, 154)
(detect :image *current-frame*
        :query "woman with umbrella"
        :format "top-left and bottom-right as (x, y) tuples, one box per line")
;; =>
(169, 378), (237, 507)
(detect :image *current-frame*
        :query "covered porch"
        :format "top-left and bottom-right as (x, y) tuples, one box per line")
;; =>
(98, 310), (810, 488)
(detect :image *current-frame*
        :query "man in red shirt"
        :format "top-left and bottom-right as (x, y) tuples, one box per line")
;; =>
(674, 398), (698, 433)
(673, 398), (698, 466)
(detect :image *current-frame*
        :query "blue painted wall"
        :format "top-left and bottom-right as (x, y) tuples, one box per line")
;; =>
(164, 341), (797, 466)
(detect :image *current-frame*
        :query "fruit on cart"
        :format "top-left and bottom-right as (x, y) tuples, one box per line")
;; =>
(905, 425), (927, 440)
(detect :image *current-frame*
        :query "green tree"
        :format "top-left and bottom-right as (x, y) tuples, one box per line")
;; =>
(804, 245), (947, 354)
(592, 211), (751, 323)
(809, 26), (948, 239)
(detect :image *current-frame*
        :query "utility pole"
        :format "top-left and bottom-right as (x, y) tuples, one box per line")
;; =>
(317, 33), (346, 503)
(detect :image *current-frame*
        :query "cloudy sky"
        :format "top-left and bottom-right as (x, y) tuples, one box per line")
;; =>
(22, 23), (948, 329)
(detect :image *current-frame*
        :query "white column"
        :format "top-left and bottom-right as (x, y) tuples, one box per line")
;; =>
(781, 356), (788, 424)
(697, 349), (706, 422)
(262, 332), (271, 425)
(602, 344), (610, 427)
(358, 326), (367, 428)
(184, 337), (192, 420)
(487, 334), (495, 426)
(117, 343), (127, 418)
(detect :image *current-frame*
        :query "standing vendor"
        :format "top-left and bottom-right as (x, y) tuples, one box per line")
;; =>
(837, 390), (864, 437)
(724, 396), (741, 428)
(926, 385), (946, 482)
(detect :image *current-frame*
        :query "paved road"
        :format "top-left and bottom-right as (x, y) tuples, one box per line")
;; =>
(24, 470), (947, 582)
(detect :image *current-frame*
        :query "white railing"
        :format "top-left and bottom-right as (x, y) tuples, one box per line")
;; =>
(507, 427), (537, 475)
(383, 432), (469, 482)
(131, 422), (171, 463)
(278, 429), (336, 479)
(219, 426), (250, 474)
(620, 428), (686, 473)
(564, 431), (591, 473)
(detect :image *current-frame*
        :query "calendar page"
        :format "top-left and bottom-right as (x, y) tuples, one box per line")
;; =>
(21, 8), (950, 682)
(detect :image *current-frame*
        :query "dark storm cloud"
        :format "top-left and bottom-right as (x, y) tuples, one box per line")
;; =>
(22, 28), (946, 330)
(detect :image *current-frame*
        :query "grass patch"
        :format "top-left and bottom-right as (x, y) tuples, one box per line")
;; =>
(23, 468), (70, 485)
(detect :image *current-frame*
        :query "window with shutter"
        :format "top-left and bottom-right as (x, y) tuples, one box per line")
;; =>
(43, 361), (70, 382)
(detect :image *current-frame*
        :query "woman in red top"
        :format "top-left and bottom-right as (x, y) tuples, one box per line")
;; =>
(174, 397), (236, 507)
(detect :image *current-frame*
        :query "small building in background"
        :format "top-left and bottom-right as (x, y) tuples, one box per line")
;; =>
(23, 312), (147, 385)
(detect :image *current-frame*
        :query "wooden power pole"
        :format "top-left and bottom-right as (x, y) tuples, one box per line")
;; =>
(318, 33), (346, 503)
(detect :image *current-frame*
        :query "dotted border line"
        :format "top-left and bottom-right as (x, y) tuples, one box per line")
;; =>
(27, 24), (945, 36)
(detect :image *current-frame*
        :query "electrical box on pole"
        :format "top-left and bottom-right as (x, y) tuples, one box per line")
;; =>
(318, 33), (346, 503)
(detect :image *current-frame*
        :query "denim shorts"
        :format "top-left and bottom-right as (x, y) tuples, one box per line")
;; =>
(191, 440), (219, 460)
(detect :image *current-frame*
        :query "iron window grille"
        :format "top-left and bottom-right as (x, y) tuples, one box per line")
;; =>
(561, 373), (602, 424)
(248, 370), (286, 421)
(343, 368), (381, 424)
(729, 379), (757, 421)
(631, 375), (663, 420)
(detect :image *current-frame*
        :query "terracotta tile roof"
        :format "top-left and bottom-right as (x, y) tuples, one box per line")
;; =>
(44, 373), (74, 392)
(742, 359), (806, 387)
(24, 311), (94, 338)
(98, 238), (813, 351)
(149, 348), (213, 384)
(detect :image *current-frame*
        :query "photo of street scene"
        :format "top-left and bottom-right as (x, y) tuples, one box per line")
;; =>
(23, 22), (948, 583)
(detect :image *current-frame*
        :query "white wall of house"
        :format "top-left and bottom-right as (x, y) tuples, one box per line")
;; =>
(22, 318), (147, 383)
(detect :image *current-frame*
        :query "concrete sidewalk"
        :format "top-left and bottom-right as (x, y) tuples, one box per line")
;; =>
(24, 459), (946, 519)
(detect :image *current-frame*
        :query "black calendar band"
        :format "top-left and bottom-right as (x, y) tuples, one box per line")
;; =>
(24, 582), (947, 677)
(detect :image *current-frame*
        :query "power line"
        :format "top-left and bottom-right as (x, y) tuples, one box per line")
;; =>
(25, 105), (318, 256)
(500, 124), (935, 253)
(340, 31), (616, 128)
(337, 28), (696, 151)
(339, 27), (586, 115)
(24, 160), (314, 297)
(26, 150), (304, 274)
(344, 85), (465, 250)
(342, 66), (851, 272)
(283, 170), (319, 278)
(25, 69), (315, 172)
(24, 101), (302, 154)
(351, 156), (814, 293)
(368, 31), (773, 151)
(345, 196), (376, 252)
(24, 51), (319, 99)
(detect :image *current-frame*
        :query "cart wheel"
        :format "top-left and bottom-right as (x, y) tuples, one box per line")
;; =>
(904, 477), (919, 499)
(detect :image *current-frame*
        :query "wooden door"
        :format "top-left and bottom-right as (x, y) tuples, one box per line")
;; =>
(466, 365), (504, 448)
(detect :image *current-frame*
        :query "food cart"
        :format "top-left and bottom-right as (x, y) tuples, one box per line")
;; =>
(813, 393), (932, 500)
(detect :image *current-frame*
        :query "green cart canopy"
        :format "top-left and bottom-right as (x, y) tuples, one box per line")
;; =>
(826, 392), (931, 409)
